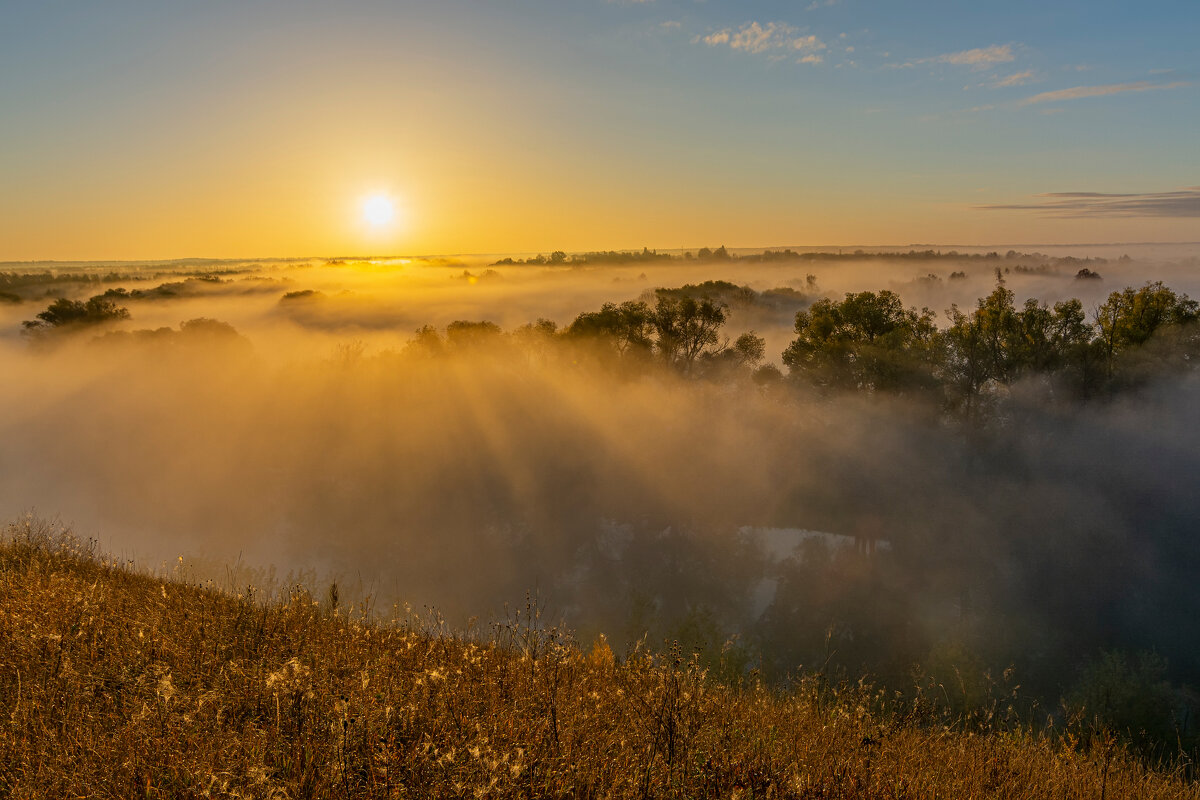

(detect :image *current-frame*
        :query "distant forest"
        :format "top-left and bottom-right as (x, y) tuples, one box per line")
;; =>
(492, 244), (1131, 271)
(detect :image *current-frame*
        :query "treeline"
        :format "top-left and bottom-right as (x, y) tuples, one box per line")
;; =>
(20, 275), (1200, 410)
(0, 268), (247, 303)
(401, 284), (775, 380)
(782, 280), (1198, 414)
(96, 274), (226, 301)
(492, 245), (1125, 270)
(396, 278), (1200, 412)
(17, 278), (279, 338)
(19, 294), (250, 352)
(0, 270), (136, 304)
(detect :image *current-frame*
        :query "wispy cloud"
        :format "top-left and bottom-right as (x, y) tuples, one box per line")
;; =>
(1021, 80), (1190, 105)
(806, 0), (840, 10)
(698, 22), (826, 57)
(976, 188), (1200, 217)
(936, 44), (1014, 67)
(893, 43), (1017, 71)
(992, 70), (1036, 88)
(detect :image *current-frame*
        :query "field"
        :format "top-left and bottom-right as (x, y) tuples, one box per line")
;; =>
(3, 517), (1198, 799)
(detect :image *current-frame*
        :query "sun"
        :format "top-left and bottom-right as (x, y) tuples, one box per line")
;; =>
(362, 194), (395, 227)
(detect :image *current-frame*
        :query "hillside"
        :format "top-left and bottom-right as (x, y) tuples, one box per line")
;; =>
(1, 518), (1196, 799)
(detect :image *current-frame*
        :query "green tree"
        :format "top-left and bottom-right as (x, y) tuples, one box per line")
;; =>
(732, 331), (766, 367)
(513, 318), (559, 340)
(783, 290), (936, 392)
(1066, 650), (1180, 754)
(940, 288), (1108, 409)
(1048, 298), (1105, 394)
(405, 324), (445, 357)
(651, 295), (728, 371)
(445, 320), (503, 348)
(566, 301), (654, 357)
(22, 296), (130, 335)
(971, 283), (1022, 384)
(937, 282), (1092, 413)
(939, 303), (993, 418)
(1093, 282), (1200, 376)
(31, 296), (130, 328)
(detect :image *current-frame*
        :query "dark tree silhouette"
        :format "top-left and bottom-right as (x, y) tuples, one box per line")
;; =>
(566, 301), (654, 357)
(23, 296), (130, 335)
(651, 295), (728, 371)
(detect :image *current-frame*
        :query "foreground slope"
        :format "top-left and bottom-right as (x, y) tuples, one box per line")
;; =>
(0, 519), (1196, 799)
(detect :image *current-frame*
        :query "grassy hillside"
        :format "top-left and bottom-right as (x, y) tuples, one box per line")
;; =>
(1, 518), (1196, 799)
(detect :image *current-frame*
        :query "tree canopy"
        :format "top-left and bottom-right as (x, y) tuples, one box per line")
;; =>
(23, 296), (130, 332)
(782, 290), (937, 392)
(781, 280), (1199, 414)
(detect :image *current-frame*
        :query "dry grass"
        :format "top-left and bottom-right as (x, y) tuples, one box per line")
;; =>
(0, 517), (1196, 799)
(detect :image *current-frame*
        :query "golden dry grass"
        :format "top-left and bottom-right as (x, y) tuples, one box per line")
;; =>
(0, 517), (1196, 799)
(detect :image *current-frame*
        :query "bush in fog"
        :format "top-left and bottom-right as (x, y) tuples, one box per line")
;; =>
(22, 295), (130, 334)
(1065, 651), (1195, 756)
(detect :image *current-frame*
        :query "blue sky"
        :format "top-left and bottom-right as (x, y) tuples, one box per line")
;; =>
(1, 0), (1197, 258)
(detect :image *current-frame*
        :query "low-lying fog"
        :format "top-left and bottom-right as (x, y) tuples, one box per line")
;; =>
(2, 244), (1198, 696)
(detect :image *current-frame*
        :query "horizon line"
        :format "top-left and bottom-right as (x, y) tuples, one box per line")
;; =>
(4, 240), (1199, 266)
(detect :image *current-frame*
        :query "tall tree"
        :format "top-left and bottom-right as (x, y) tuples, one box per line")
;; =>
(652, 295), (728, 371)
(1094, 282), (1200, 375)
(783, 290), (935, 392)
(566, 301), (654, 357)
(23, 296), (130, 336)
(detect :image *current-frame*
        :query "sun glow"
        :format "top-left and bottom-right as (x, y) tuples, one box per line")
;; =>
(362, 194), (396, 227)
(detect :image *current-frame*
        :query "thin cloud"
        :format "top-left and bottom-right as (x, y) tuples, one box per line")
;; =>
(992, 70), (1036, 88)
(976, 187), (1200, 218)
(938, 44), (1014, 67)
(1021, 80), (1189, 105)
(699, 22), (826, 56)
(894, 43), (1017, 71)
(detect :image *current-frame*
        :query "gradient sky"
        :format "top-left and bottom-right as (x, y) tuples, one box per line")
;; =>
(2, 0), (1197, 260)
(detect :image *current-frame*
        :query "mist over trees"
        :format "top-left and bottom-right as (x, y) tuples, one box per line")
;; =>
(6, 256), (1200, 755)
(778, 277), (1199, 416)
(22, 296), (130, 333)
(782, 289), (939, 393)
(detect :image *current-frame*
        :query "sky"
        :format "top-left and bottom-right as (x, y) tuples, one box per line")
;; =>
(1, 0), (1197, 260)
